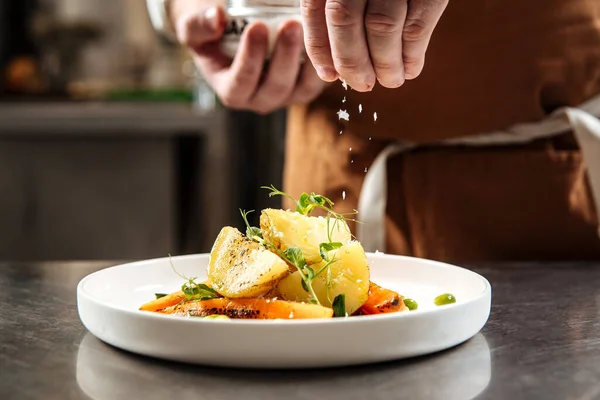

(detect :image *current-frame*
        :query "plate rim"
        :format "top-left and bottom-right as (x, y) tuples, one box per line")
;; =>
(77, 252), (492, 326)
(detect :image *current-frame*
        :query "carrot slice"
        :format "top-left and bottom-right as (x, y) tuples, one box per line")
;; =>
(139, 291), (186, 312)
(359, 282), (406, 315)
(159, 298), (334, 319)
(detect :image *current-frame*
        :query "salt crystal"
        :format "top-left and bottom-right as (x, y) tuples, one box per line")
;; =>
(339, 130), (343, 135)
(342, 80), (348, 90)
(342, 190), (346, 200)
(364, 167), (368, 173)
(349, 147), (352, 152)
(359, 104), (363, 113)
(342, 96), (346, 103)
(337, 109), (350, 121)
(368, 137), (372, 141)
(350, 160), (354, 164)
(373, 112), (378, 122)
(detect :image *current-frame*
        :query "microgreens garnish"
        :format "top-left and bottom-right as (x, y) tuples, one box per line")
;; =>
(168, 254), (220, 301)
(240, 209), (263, 243)
(182, 282), (220, 301)
(258, 186), (358, 309)
(319, 242), (343, 261)
(283, 247), (318, 304)
(262, 185), (359, 223)
(332, 294), (346, 317)
(274, 246), (340, 306)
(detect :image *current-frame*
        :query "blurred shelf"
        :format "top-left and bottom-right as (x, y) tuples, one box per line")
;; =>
(0, 101), (222, 136)
(0, 100), (241, 255)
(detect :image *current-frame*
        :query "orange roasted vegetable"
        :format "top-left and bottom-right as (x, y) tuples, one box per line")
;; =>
(358, 282), (406, 315)
(159, 298), (334, 319)
(139, 291), (186, 312)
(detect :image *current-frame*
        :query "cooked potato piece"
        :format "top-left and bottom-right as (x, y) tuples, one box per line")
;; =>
(207, 227), (290, 298)
(260, 209), (352, 264)
(160, 298), (334, 319)
(276, 241), (370, 314)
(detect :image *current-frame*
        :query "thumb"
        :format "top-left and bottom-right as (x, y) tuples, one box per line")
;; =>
(175, 5), (226, 48)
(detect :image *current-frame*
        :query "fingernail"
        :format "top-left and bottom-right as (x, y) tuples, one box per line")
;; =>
(282, 23), (302, 44)
(316, 66), (337, 81)
(249, 23), (269, 45)
(380, 74), (405, 88)
(204, 6), (220, 32)
(405, 70), (421, 80)
(364, 76), (376, 91)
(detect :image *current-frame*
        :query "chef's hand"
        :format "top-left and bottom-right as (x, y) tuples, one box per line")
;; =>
(302, 0), (448, 92)
(170, 0), (326, 114)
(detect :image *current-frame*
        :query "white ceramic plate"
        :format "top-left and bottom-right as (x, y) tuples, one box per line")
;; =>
(77, 253), (492, 369)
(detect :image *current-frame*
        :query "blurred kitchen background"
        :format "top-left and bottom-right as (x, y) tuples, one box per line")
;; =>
(0, 0), (286, 261)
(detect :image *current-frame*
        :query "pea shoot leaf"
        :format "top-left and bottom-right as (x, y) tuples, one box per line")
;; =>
(332, 294), (346, 317)
(182, 281), (220, 301)
(319, 242), (343, 261)
(285, 247), (306, 269)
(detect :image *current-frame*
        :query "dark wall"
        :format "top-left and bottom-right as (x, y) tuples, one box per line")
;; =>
(0, 2), (7, 81)
(0, 0), (39, 92)
(3, 1), (38, 54)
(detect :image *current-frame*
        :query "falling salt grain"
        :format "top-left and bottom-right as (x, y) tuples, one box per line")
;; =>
(368, 137), (372, 141)
(342, 190), (346, 200)
(339, 130), (343, 135)
(342, 80), (348, 90)
(373, 112), (378, 122)
(342, 96), (347, 103)
(364, 167), (368, 173)
(349, 147), (352, 152)
(359, 104), (363, 113)
(337, 109), (350, 121)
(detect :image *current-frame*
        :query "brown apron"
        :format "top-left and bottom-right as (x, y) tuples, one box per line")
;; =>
(283, 0), (600, 262)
